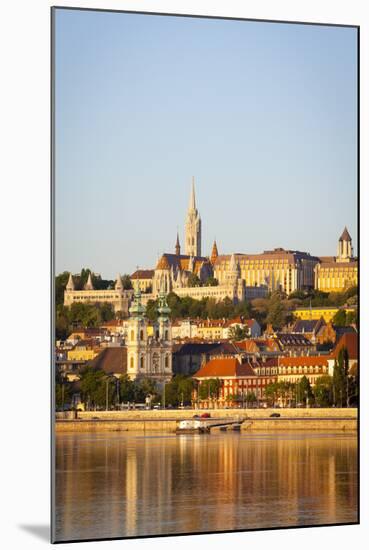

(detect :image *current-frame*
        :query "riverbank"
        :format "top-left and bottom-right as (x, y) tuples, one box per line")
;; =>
(55, 408), (357, 433)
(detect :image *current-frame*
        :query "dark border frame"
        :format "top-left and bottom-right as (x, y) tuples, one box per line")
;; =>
(51, 6), (360, 544)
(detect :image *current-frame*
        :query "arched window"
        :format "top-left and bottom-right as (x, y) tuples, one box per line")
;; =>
(130, 357), (134, 369)
(140, 329), (144, 341)
(165, 330), (168, 340)
(165, 355), (169, 368)
(130, 330), (134, 341)
(140, 356), (145, 369)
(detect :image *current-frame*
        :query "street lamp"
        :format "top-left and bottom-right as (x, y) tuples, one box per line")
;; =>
(105, 375), (114, 411)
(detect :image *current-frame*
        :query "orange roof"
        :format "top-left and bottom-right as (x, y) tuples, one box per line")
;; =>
(279, 356), (328, 367)
(194, 358), (256, 378)
(235, 340), (260, 353)
(332, 332), (358, 360)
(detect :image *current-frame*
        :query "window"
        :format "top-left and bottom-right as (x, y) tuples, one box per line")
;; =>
(140, 329), (144, 341)
(130, 357), (134, 369)
(140, 356), (144, 369)
(130, 330), (134, 341)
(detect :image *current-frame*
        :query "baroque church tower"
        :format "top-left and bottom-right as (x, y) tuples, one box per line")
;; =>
(185, 177), (202, 257)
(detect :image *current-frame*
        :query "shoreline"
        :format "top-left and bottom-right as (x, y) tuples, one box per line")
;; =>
(55, 408), (357, 433)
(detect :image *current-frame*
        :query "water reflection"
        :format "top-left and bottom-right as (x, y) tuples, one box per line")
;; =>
(54, 431), (357, 542)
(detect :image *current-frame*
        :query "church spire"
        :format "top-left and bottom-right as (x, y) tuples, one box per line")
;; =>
(189, 176), (196, 210)
(210, 240), (219, 265)
(185, 177), (202, 257)
(115, 273), (123, 291)
(175, 232), (181, 256)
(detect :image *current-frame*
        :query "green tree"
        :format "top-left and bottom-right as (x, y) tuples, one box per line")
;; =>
(163, 375), (194, 407)
(245, 391), (257, 405)
(332, 309), (347, 327)
(119, 374), (135, 402)
(79, 367), (115, 410)
(198, 378), (221, 400)
(122, 274), (133, 290)
(333, 347), (349, 407)
(228, 325), (248, 340)
(187, 273), (202, 287)
(313, 375), (333, 407)
(298, 376), (314, 406)
(204, 276), (218, 287)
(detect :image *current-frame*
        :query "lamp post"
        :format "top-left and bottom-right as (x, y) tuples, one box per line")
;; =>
(105, 375), (114, 411)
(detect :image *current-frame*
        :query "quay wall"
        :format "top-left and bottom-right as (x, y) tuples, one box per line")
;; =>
(56, 408), (357, 422)
(55, 409), (357, 433)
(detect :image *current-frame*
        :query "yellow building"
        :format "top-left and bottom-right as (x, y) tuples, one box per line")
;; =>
(67, 348), (99, 361)
(214, 248), (318, 295)
(294, 306), (356, 323)
(130, 269), (154, 293)
(314, 227), (358, 292)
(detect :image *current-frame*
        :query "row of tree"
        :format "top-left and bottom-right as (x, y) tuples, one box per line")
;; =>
(55, 302), (116, 340)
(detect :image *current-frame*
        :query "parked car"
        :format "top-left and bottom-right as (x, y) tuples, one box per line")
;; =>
(270, 413), (281, 418)
(192, 414), (200, 419)
(200, 413), (211, 418)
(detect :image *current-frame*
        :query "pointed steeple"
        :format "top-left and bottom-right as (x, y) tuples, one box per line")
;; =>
(189, 176), (196, 210)
(175, 232), (181, 256)
(66, 272), (75, 291)
(115, 273), (123, 291)
(339, 226), (352, 242)
(84, 272), (94, 290)
(210, 240), (219, 265)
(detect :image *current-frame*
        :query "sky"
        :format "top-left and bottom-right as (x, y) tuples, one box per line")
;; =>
(54, 9), (358, 279)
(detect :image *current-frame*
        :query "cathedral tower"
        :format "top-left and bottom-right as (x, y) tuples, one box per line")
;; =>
(185, 177), (202, 257)
(337, 227), (353, 262)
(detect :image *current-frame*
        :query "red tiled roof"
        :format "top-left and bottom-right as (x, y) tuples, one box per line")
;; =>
(279, 356), (328, 367)
(194, 358), (256, 378)
(332, 332), (358, 360)
(131, 269), (154, 279)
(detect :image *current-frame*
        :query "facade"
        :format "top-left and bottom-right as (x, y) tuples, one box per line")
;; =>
(294, 306), (357, 323)
(130, 270), (154, 293)
(64, 273), (133, 315)
(214, 248), (319, 296)
(126, 286), (173, 385)
(193, 357), (278, 408)
(314, 228), (358, 292)
(277, 356), (329, 386)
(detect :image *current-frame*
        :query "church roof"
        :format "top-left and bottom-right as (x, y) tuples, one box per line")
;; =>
(131, 269), (154, 279)
(88, 347), (127, 375)
(155, 253), (210, 274)
(339, 227), (352, 242)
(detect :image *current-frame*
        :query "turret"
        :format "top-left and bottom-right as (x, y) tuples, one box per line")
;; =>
(175, 232), (181, 256)
(115, 273), (124, 291)
(84, 272), (94, 290)
(66, 272), (75, 291)
(337, 226), (353, 261)
(210, 240), (219, 265)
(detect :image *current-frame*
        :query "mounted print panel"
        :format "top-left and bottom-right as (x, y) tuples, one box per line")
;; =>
(52, 7), (359, 544)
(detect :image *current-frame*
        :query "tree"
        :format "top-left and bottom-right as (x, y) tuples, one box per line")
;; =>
(187, 273), (202, 287)
(228, 325), (248, 341)
(333, 347), (349, 407)
(122, 274), (133, 290)
(332, 309), (347, 327)
(79, 367), (115, 410)
(204, 276), (218, 287)
(245, 391), (257, 405)
(198, 378), (221, 400)
(163, 375), (194, 407)
(298, 376), (314, 406)
(313, 375), (333, 407)
(119, 374), (135, 402)
(55, 374), (72, 410)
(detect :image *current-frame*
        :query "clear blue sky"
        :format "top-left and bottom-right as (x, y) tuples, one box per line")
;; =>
(54, 9), (358, 279)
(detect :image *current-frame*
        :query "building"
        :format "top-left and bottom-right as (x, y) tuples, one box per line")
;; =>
(327, 332), (358, 376)
(126, 285), (173, 385)
(130, 270), (154, 293)
(316, 322), (357, 346)
(64, 272), (133, 315)
(277, 356), (329, 386)
(293, 306), (357, 323)
(314, 228), (358, 292)
(214, 248), (319, 296)
(290, 319), (326, 343)
(193, 357), (278, 408)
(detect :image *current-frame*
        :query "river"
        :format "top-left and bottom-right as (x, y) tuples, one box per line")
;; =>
(54, 431), (358, 542)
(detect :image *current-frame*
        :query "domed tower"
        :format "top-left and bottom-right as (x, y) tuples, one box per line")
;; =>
(126, 284), (148, 380)
(185, 177), (201, 257)
(155, 288), (173, 378)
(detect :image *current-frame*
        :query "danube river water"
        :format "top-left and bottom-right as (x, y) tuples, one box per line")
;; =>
(54, 431), (358, 542)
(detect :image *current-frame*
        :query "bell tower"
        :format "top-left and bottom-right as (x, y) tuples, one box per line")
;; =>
(185, 177), (202, 257)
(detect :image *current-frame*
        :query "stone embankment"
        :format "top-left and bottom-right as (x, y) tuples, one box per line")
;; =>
(55, 408), (357, 433)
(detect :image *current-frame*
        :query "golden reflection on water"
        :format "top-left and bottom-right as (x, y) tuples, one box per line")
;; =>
(54, 431), (357, 542)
